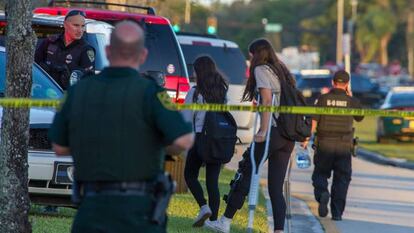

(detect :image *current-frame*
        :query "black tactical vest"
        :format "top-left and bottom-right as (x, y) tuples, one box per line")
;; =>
(316, 89), (354, 136)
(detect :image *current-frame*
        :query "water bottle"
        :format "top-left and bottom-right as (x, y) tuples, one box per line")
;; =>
(295, 143), (311, 169)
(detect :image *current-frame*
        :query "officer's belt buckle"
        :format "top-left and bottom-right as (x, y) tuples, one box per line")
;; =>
(84, 189), (148, 197)
(83, 181), (152, 193)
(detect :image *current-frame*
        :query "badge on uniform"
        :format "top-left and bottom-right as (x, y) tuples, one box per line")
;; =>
(66, 54), (73, 64)
(87, 49), (95, 62)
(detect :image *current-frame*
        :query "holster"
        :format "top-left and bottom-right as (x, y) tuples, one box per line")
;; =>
(151, 173), (176, 226)
(53, 64), (71, 88)
(352, 128), (359, 157)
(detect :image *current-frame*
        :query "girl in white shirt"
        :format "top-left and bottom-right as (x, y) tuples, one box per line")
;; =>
(214, 39), (296, 233)
(183, 55), (228, 228)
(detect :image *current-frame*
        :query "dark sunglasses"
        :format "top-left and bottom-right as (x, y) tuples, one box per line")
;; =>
(64, 10), (86, 20)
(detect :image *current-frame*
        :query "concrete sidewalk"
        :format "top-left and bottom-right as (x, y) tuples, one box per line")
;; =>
(290, 155), (414, 233)
(226, 145), (324, 233)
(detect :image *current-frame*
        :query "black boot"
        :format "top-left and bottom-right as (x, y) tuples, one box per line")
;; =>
(318, 192), (329, 217)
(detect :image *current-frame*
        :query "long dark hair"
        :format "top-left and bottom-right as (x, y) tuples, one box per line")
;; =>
(193, 55), (228, 103)
(242, 38), (295, 101)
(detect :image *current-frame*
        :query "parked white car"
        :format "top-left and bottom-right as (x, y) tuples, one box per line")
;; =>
(0, 46), (77, 205)
(0, 14), (114, 206)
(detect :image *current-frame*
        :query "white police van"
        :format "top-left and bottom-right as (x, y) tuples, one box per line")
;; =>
(177, 33), (254, 143)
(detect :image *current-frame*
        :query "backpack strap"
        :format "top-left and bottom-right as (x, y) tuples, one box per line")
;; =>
(192, 86), (207, 133)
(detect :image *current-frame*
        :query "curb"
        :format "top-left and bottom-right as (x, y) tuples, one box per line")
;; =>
(293, 194), (340, 233)
(357, 148), (414, 170)
(260, 179), (274, 233)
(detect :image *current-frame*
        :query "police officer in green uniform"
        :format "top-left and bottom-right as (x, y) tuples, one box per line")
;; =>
(49, 21), (194, 233)
(35, 10), (95, 90)
(302, 70), (364, 221)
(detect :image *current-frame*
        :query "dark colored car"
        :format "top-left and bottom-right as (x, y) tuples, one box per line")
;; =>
(376, 87), (414, 142)
(350, 74), (385, 108)
(296, 73), (384, 107)
(35, 1), (190, 103)
(296, 75), (332, 105)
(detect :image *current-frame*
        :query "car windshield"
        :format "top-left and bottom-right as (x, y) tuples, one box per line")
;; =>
(141, 24), (185, 77)
(180, 43), (247, 85)
(297, 76), (332, 89)
(0, 51), (63, 99)
(388, 93), (414, 108)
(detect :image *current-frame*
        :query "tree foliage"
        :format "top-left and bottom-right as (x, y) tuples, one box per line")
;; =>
(355, 2), (397, 64)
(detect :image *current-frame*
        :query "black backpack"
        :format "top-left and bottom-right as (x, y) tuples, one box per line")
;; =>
(275, 74), (312, 142)
(197, 111), (238, 164)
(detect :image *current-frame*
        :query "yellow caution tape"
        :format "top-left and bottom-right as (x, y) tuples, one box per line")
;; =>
(0, 94), (413, 118)
(0, 98), (61, 108)
(157, 92), (414, 118)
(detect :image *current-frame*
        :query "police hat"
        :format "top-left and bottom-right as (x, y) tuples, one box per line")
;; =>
(333, 70), (350, 83)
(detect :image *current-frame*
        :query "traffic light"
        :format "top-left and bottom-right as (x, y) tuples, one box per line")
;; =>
(172, 23), (181, 32)
(172, 16), (181, 33)
(207, 16), (217, 34)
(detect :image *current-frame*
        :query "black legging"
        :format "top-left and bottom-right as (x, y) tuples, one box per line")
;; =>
(224, 127), (294, 230)
(184, 134), (222, 221)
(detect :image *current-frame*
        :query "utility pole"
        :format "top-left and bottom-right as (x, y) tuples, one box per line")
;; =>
(346, 0), (358, 90)
(184, 0), (191, 24)
(345, 0), (358, 76)
(408, 9), (414, 79)
(336, 0), (344, 66)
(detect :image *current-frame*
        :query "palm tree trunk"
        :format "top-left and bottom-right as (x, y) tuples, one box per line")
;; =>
(0, 1), (37, 232)
(379, 33), (391, 66)
(407, 10), (414, 79)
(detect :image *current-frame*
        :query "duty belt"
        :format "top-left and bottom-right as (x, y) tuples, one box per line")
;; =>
(82, 181), (153, 197)
(317, 134), (353, 141)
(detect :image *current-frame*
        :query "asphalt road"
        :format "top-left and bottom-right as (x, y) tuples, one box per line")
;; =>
(290, 156), (414, 233)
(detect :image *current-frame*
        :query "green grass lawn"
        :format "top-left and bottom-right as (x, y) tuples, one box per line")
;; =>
(30, 168), (268, 233)
(168, 168), (268, 233)
(355, 116), (414, 161)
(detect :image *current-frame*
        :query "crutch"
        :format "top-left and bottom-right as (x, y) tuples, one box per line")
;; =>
(247, 94), (275, 233)
(283, 156), (293, 233)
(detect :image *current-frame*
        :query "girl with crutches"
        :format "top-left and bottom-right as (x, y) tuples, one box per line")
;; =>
(210, 38), (296, 233)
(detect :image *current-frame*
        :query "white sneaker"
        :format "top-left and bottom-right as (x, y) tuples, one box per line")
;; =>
(193, 205), (212, 227)
(204, 220), (218, 230)
(204, 216), (231, 233)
